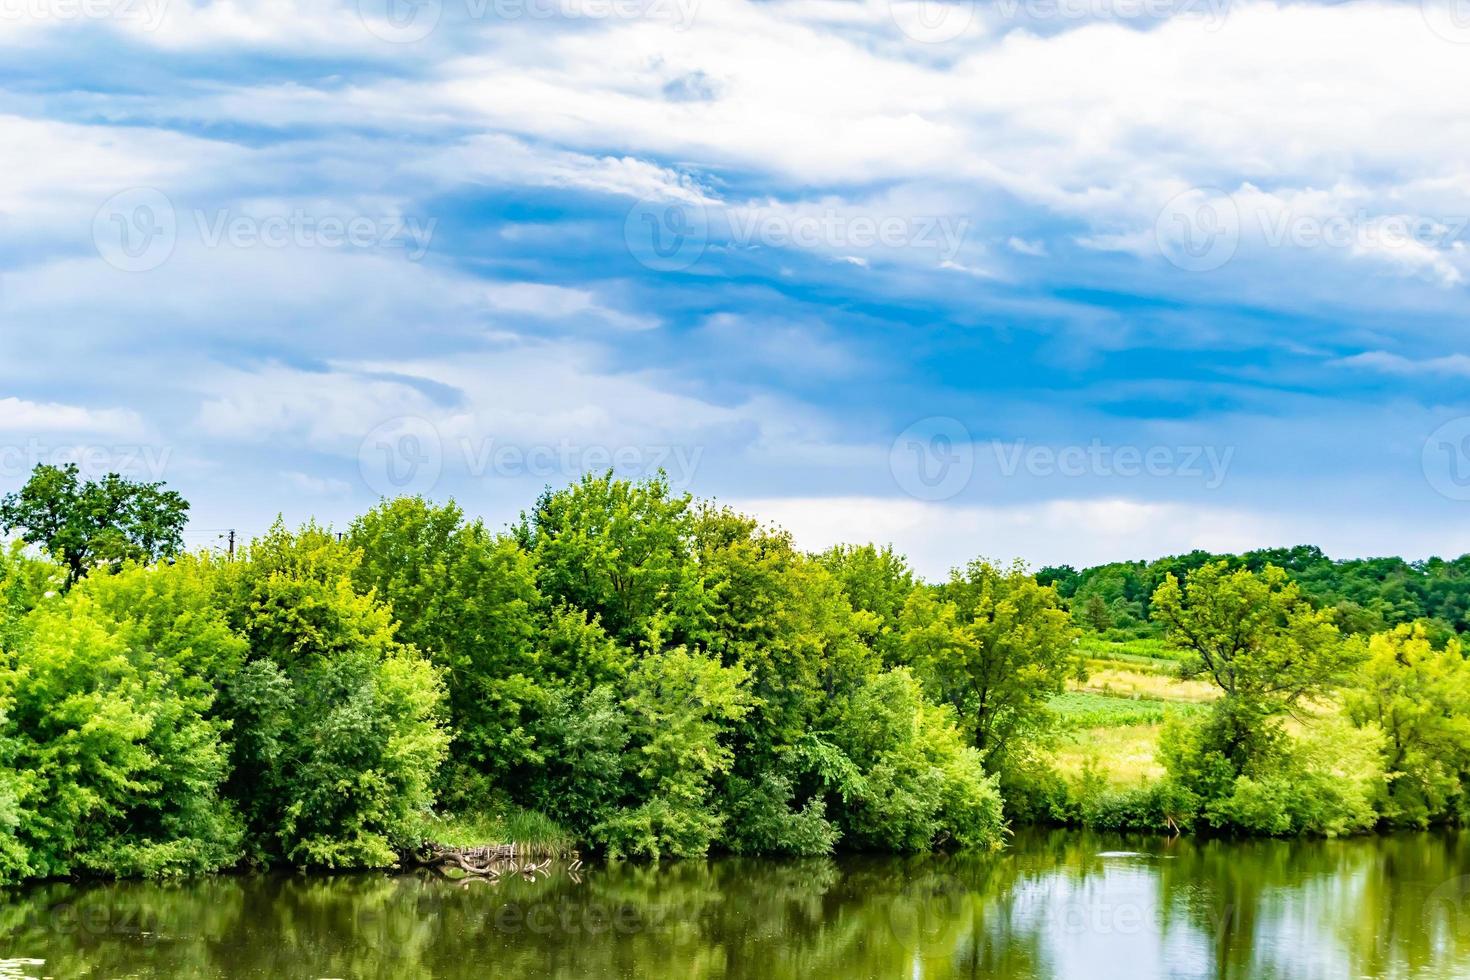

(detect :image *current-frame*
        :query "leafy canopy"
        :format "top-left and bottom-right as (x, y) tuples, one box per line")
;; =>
(0, 464), (188, 586)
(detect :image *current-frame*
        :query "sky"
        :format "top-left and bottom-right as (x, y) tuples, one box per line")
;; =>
(2, 0), (1470, 578)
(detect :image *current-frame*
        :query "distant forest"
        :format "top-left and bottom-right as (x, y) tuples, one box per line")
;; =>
(1040, 547), (1470, 640)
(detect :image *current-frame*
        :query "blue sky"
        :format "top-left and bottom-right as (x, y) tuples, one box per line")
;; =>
(3, 0), (1470, 576)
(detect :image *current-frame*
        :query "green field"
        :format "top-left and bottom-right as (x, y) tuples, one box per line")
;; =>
(1047, 638), (1217, 788)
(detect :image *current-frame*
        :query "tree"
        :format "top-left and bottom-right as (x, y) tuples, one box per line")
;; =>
(213, 521), (449, 868)
(1151, 563), (1348, 710)
(830, 668), (1005, 851)
(0, 464), (188, 586)
(349, 498), (549, 795)
(1345, 624), (1470, 826)
(899, 560), (1081, 768)
(0, 560), (246, 880)
(815, 543), (916, 665)
(1152, 562), (1359, 803)
(592, 637), (751, 860)
(515, 472), (708, 651)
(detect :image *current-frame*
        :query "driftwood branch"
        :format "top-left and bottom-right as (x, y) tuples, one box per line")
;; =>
(410, 842), (575, 880)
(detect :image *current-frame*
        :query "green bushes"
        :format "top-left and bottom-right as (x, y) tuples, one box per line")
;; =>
(830, 669), (1004, 852)
(0, 561), (245, 882)
(214, 523), (448, 869)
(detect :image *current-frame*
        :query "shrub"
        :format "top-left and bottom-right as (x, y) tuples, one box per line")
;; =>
(215, 523), (449, 868)
(0, 561), (245, 879)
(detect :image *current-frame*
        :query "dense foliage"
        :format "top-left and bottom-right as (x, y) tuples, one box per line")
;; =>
(1042, 545), (1470, 639)
(1, 466), (1469, 886)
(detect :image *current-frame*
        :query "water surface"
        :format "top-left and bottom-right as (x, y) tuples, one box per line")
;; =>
(3, 829), (1468, 979)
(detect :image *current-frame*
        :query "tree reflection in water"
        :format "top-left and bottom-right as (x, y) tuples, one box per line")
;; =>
(1, 830), (1466, 979)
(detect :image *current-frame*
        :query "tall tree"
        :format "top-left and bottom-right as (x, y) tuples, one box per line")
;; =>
(899, 560), (1080, 767)
(0, 464), (188, 586)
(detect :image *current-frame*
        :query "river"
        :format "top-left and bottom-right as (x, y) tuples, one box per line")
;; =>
(2, 829), (1467, 978)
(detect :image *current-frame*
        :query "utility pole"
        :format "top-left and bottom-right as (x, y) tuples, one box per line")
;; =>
(227, 529), (235, 560)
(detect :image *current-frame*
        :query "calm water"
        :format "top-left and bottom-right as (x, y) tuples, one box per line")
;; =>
(3, 829), (1469, 979)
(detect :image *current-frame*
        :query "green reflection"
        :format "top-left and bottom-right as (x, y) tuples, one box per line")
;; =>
(1, 832), (1466, 979)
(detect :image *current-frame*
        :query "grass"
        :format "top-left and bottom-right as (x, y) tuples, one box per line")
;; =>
(423, 807), (575, 854)
(1076, 634), (1186, 664)
(1049, 691), (1208, 729)
(1043, 635), (1220, 791)
(1072, 663), (1219, 703)
(1051, 723), (1168, 789)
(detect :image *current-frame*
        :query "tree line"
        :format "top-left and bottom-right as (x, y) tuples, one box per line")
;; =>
(0, 464), (1466, 884)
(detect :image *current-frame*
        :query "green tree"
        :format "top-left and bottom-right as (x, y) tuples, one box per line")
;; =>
(0, 464), (189, 587)
(515, 472), (709, 650)
(592, 634), (751, 860)
(214, 522), (449, 868)
(1345, 624), (1470, 826)
(0, 560), (245, 880)
(348, 498), (548, 795)
(899, 560), (1081, 767)
(1151, 563), (1349, 714)
(815, 543), (916, 665)
(830, 668), (1005, 851)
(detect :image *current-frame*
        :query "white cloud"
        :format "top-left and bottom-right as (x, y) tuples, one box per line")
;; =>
(0, 397), (143, 435)
(734, 495), (1470, 580)
(1333, 351), (1470, 378)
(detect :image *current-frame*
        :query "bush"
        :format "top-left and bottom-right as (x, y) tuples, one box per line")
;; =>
(0, 561), (245, 880)
(832, 669), (1005, 852)
(721, 772), (839, 857)
(215, 523), (449, 868)
(1162, 706), (1383, 837)
(591, 645), (750, 860)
